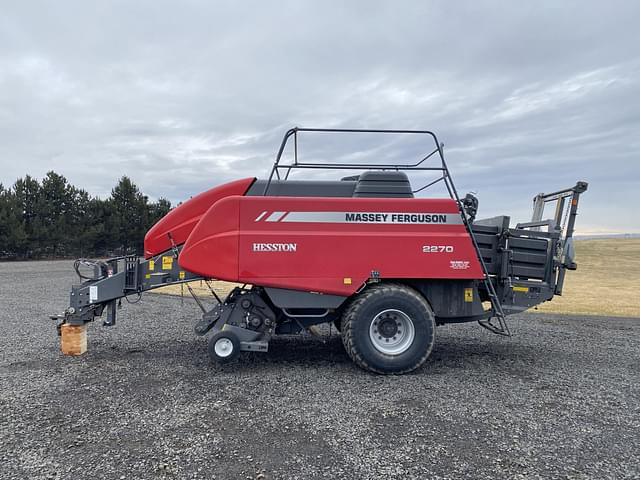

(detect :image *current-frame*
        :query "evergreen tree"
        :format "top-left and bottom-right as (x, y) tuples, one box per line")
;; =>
(13, 175), (41, 257)
(1, 173), (171, 258)
(0, 184), (16, 254)
(68, 187), (94, 256)
(109, 176), (150, 254)
(0, 184), (7, 250)
(0, 184), (27, 257)
(149, 197), (172, 226)
(38, 171), (74, 256)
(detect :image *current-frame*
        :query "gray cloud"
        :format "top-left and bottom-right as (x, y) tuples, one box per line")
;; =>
(1, 0), (639, 234)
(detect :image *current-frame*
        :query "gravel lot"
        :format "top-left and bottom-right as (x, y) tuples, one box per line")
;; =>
(1, 260), (638, 480)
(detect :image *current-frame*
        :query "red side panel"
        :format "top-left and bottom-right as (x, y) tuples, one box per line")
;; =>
(179, 195), (484, 296)
(178, 196), (241, 281)
(143, 178), (255, 258)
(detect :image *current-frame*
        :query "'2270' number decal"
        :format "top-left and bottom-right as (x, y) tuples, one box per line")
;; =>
(422, 245), (454, 253)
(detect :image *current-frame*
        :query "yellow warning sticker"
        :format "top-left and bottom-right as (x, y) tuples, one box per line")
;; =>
(464, 288), (473, 302)
(513, 286), (529, 293)
(343, 277), (352, 285)
(162, 256), (173, 270)
(148, 260), (155, 271)
(179, 271), (185, 280)
(145, 274), (151, 279)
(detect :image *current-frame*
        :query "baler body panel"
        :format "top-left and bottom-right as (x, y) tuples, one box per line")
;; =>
(178, 195), (241, 281)
(143, 177), (255, 259)
(178, 194), (484, 295)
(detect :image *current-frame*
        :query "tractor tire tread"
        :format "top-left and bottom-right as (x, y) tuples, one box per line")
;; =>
(341, 283), (434, 374)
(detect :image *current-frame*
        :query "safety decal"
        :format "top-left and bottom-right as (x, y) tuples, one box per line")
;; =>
(162, 256), (173, 270)
(450, 260), (470, 270)
(464, 288), (473, 302)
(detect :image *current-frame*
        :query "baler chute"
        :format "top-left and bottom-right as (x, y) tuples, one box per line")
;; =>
(52, 128), (587, 374)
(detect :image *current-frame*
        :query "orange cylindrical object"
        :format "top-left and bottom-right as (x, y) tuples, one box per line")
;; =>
(60, 324), (87, 356)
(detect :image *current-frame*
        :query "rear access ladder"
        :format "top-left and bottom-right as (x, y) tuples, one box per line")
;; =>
(436, 151), (510, 336)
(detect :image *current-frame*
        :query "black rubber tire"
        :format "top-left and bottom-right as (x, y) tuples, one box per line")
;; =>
(208, 331), (241, 364)
(333, 318), (342, 332)
(341, 283), (435, 374)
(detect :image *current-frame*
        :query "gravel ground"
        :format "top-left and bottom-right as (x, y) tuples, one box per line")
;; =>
(1, 260), (639, 480)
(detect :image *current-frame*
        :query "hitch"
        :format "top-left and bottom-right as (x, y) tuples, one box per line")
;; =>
(51, 249), (204, 349)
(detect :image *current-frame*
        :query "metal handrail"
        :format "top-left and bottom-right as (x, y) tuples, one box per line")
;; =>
(264, 127), (449, 194)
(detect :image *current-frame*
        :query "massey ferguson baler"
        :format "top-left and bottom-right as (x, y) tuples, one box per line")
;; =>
(53, 128), (588, 374)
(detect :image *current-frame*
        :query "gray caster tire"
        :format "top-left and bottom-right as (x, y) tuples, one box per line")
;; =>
(208, 331), (241, 364)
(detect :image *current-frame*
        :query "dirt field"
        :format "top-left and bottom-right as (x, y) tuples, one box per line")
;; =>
(536, 238), (640, 317)
(1, 260), (639, 479)
(157, 238), (640, 318)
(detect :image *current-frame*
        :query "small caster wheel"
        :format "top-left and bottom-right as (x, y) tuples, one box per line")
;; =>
(208, 331), (241, 364)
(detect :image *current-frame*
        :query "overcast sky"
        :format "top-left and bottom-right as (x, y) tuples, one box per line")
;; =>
(1, 1), (639, 234)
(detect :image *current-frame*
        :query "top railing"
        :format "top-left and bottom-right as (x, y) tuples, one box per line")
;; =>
(263, 127), (453, 196)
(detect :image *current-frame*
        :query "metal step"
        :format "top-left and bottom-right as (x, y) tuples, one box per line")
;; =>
(478, 280), (510, 336)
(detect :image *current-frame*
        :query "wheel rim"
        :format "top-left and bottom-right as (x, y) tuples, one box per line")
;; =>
(369, 309), (415, 355)
(214, 338), (234, 358)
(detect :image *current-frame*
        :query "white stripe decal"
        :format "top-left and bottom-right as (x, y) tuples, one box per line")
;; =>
(254, 211), (268, 222)
(265, 211), (288, 222)
(280, 212), (463, 224)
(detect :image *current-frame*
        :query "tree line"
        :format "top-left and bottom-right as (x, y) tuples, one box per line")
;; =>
(0, 172), (171, 259)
